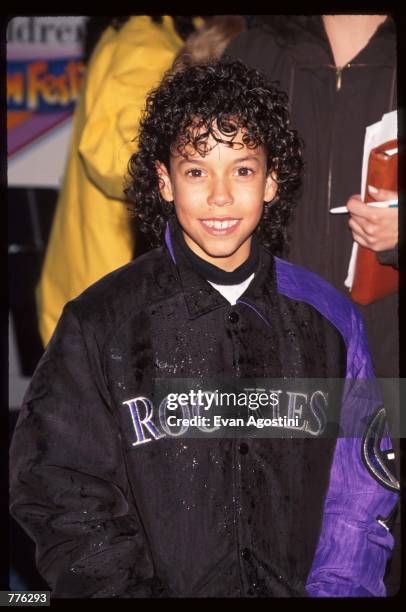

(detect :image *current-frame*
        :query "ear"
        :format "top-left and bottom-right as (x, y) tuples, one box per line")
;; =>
(155, 161), (174, 202)
(264, 171), (278, 203)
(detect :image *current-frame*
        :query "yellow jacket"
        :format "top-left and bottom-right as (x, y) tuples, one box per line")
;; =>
(36, 16), (184, 345)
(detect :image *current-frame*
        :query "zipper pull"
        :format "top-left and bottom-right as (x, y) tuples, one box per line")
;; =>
(335, 67), (342, 91)
(335, 63), (351, 91)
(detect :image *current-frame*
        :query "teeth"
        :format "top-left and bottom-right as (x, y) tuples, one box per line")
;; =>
(202, 219), (239, 229)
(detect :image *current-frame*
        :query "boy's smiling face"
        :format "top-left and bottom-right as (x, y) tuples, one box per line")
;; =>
(157, 128), (277, 271)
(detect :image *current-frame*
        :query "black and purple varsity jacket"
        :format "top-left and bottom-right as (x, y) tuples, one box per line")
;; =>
(10, 217), (398, 598)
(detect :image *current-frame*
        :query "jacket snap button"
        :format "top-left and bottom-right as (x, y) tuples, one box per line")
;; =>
(239, 442), (249, 455)
(228, 311), (239, 324)
(241, 547), (251, 560)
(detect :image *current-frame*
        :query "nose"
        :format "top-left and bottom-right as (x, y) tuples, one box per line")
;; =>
(207, 177), (233, 207)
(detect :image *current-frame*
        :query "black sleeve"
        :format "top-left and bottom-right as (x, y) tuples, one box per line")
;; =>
(376, 245), (398, 269)
(9, 303), (169, 598)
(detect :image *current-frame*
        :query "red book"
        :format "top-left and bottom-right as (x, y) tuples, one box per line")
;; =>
(350, 139), (398, 305)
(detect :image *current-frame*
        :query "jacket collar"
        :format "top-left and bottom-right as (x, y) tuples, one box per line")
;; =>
(164, 217), (278, 320)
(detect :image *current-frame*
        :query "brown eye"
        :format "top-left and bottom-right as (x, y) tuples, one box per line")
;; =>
(237, 167), (253, 176)
(186, 168), (203, 178)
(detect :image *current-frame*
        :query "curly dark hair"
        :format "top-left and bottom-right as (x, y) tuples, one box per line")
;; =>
(125, 59), (303, 254)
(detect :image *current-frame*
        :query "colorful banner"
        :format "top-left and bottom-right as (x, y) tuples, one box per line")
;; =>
(8, 58), (84, 112)
(7, 17), (87, 186)
(8, 58), (85, 157)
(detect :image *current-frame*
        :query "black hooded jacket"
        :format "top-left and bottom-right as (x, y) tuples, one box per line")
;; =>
(224, 16), (398, 377)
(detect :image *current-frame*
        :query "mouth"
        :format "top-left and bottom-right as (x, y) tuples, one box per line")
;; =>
(199, 217), (241, 236)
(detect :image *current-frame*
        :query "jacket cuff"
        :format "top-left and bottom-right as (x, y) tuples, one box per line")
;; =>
(377, 245), (398, 269)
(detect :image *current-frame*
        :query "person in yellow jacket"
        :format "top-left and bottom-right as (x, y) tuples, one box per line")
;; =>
(36, 16), (194, 346)
(37, 15), (246, 346)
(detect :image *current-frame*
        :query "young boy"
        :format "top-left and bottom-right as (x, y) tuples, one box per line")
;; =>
(10, 60), (398, 598)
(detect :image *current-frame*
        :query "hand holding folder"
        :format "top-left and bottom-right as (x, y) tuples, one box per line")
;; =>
(350, 139), (398, 305)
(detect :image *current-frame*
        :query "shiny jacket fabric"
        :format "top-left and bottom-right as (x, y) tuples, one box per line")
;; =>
(224, 16), (398, 377)
(10, 219), (397, 598)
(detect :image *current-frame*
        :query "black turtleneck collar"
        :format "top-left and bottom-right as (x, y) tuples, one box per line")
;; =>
(173, 217), (259, 285)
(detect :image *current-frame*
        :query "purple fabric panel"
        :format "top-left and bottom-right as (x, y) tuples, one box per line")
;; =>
(306, 510), (393, 597)
(165, 223), (176, 264)
(338, 310), (380, 436)
(274, 256), (390, 432)
(274, 256), (357, 371)
(318, 439), (398, 521)
(308, 428), (397, 595)
(274, 257), (398, 596)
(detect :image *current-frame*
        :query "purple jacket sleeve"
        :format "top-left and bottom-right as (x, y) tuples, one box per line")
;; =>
(306, 307), (399, 597)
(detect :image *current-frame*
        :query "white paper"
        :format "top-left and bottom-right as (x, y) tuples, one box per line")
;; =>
(344, 110), (397, 290)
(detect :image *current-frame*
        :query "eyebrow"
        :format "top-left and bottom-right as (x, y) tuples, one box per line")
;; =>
(178, 155), (261, 165)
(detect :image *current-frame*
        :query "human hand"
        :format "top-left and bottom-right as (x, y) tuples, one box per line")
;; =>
(347, 186), (398, 252)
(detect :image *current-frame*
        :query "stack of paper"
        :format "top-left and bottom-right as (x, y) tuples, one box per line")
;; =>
(344, 109), (397, 290)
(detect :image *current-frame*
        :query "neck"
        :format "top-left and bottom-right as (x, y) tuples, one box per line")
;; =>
(322, 14), (387, 67)
(173, 219), (259, 285)
(183, 234), (251, 272)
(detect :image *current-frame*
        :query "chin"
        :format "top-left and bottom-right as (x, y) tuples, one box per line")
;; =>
(201, 240), (242, 259)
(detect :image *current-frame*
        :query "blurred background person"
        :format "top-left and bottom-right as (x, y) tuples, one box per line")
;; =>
(36, 15), (246, 347)
(36, 15), (196, 346)
(224, 14), (397, 378)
